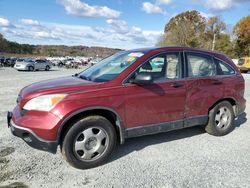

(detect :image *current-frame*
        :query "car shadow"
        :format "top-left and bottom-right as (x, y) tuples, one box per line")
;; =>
(110, 126), (205, 163)
(17, 69), (60, 72)
(35, 69), (60, 72)
(110, 113), (247, 163)
(234, 112), (247, 127)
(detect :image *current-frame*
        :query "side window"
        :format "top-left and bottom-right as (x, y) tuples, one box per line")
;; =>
(215, 58), (235, 75)
(238, 59), (245, 65)
(137, 53), (181, 80)
(139, 55), (165, 74)
(187, 53), (216, 78)
(165, 53), (180, 79)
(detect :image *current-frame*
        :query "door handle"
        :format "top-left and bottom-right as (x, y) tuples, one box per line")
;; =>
(171, 82), (183, 88)
(212, 80), (222, 85)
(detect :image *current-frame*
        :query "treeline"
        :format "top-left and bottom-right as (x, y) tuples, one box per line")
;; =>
(157, 10), (250, 58)
(34, 45), (121, 57)
(0, 33), (120, 57)
(0, 34), (35, 54)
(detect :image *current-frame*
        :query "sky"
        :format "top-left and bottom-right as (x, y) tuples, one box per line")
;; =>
(0, 0), (249, 49)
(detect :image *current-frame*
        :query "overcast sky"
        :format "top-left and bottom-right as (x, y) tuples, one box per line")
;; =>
(0, 0), (249, 49)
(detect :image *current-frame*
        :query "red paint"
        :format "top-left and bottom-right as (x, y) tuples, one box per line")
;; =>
(11, 47), (246, 141)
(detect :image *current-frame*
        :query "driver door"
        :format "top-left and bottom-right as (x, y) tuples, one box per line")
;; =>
(124, 52), (186, 130)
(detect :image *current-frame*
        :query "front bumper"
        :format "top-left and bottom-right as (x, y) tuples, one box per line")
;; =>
(237, 66), (250, 71)
(7, 112), (57, 154)
(14, 66), (28, 70)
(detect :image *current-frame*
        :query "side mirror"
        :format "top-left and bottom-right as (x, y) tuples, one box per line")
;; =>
(131, 73), (153, 85)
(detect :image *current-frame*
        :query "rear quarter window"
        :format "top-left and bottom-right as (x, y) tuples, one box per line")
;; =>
(215, 58), (235, 75)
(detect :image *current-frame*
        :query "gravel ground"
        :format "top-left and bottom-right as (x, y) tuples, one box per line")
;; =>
(0, 67), (249, 188)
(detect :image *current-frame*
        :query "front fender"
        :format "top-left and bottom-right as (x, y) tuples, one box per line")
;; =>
(55, 106), (126, 145)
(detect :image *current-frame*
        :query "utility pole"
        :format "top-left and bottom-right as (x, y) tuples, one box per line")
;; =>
(212, 33), (216, 51)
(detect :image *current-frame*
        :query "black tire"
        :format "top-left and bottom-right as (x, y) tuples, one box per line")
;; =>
(205, 101), (235, 136)
(61, 115), (117, 169)
(45, 66), (50, 71)
(58, 63), (63, 68)
(28, 66), (34, 71)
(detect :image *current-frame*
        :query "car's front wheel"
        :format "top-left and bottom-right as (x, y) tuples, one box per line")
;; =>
(45, 66), (50, 71)
(61, 115), (117, 169)
(205, 101), (235, 136)
(28, 66), (34, 71)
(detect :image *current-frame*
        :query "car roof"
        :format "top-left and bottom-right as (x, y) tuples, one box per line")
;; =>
(126, 46), (227, 57)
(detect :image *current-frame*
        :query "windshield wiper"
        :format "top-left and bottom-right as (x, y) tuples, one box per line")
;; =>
(79, 75), (92, 81)
(72, 73), (92, 81)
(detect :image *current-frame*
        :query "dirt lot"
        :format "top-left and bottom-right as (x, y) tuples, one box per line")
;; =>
(0, 67), (249, 188)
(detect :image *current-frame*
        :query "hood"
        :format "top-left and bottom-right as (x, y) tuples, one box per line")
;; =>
(20, 76), (100, 100)
(15, 61), (32, 66)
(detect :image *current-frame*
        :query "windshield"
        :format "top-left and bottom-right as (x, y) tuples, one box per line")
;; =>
(21, 59), (34, 63)
(238, 59), (245, 65)
(78, 51), (144, 82)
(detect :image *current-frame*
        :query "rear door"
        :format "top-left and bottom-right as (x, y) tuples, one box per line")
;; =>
(35, 60), (45, 70)
(124, 52), (186, 129)
(184, 52), (224, 119)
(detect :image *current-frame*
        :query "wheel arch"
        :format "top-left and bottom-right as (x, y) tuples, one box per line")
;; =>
(57, 107), (125, 146)
(208, 98), (237, 115)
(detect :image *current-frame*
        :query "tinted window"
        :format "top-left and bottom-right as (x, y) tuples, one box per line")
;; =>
(187, 53), (216, 77)
(137, 53), (181, 81)
(238, 59), (245, 65)
(36, 60), (46, 63)
(215, 59), (235, 75)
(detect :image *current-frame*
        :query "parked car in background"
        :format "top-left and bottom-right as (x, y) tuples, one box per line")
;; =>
(0, 56), (4, 67)
(65, 59), (80, 69)
(51, 60), (64, 67)
(237, 57), (250, 73)
(90, 57), (102, 66)
(7, 47), (245, 169)
(14, 59), (52, 71)
(3, 57), (17, 67)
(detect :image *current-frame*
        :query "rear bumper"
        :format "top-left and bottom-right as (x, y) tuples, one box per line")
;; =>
(7, 112), (57, 154)
(234, 100), (246, 117)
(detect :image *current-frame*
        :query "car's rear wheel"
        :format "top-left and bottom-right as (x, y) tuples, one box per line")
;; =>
(61, 115), (117, 169)
(205, 101), (235, 136)
(28, 66), (34, 71)
(45, 66), (50, 71)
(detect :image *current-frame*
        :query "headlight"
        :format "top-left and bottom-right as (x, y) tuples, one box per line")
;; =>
(23, 94), (67, 111)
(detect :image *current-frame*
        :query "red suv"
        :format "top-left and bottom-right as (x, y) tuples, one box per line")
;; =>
(7, 47), (245, 169)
